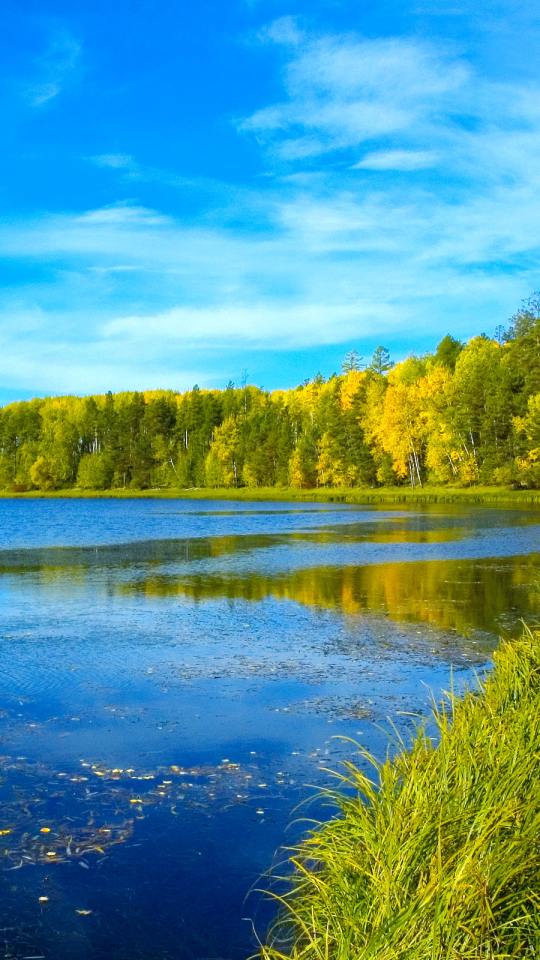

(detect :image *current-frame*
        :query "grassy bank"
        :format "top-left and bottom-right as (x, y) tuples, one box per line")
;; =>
(2, 485), (540, 505)
(260, 630), (540, 959)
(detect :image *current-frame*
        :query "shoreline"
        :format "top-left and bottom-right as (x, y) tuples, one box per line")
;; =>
(1, 484), (540, 505)
(261, 629), (540, 958)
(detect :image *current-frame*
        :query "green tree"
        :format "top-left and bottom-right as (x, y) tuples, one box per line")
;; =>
(434, 335), (464, 371)
(342, 350), (363, 374)
(370, 346), (394, 375)
(30, 455), (58, 490)
(210, 415), (241, 487)
(77, 452), (114, 490)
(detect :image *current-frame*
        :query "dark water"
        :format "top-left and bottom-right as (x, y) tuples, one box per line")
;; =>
(1, 499), (540, 960)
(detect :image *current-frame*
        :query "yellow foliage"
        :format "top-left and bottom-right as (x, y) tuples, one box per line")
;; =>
(340, 370), (365, 411)
(363, 363), (450, 484)
(316, 433), (336, 487)
(30, 455), (58, 491)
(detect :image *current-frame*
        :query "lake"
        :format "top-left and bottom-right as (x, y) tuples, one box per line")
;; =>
(1, 498), (540, 960)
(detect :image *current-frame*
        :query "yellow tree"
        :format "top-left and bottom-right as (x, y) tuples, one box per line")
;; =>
(340, 370), (365, 411)
(30, 455), (58, 490)
(315, 432), (338, 487)
(365, 362), (448, 487)
(511, 393), (540, 486)
(209, 415), (240, 487)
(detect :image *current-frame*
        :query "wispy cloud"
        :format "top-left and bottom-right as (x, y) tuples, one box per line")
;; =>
(25, 26), (81, 106)
(258, 16), (305, 46)
(239, 25), (540, 193)
(101, 301), (388, 349)
(239, 33), (469, 161)
(92, 154), (134, 169)
(1, 23), (540, 397)
(351, 150), (439, 170)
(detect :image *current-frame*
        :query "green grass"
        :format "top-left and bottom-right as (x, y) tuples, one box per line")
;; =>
(258, 629), (540, 959)
(2, 484), (540, 504)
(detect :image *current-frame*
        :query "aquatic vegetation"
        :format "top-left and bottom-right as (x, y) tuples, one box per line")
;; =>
(0, 756), (273, 869)
(260, 628), (540, 959)
(7, 485), (540, 503)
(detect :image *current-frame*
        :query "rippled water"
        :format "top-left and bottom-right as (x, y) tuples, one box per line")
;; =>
(0, 498), (540, 959)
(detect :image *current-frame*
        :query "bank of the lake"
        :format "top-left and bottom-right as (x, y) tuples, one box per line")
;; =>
(261, 629), (540, 960)
(3, 484), (540, 505)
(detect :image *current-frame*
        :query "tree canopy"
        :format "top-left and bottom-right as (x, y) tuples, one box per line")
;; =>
(3, 303), (540, 491)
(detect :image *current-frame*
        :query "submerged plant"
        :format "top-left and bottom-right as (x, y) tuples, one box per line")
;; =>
(259, 629), (540, 959)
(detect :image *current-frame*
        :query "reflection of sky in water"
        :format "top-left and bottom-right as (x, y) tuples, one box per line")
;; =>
(0, 499), (540, 959)
(2, 497), (540, 550)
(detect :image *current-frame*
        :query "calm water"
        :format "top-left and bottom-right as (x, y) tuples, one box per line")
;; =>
(1, 498), (540, 960)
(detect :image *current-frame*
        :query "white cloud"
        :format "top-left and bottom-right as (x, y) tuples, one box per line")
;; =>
(258, 16), (304, 46)
(101, 301), (393, 349)
(26, 27), (81, 106)
(240, 34), (469, 159)
(92, 154), (134, 169)
(74, 204), (171, 227)
(239, 25), (540, 199)
(1, 25), (540, 396)
(351, 150), (439, 170)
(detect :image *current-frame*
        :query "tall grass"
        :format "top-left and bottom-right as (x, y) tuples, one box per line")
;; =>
(3, 485), (540, 504)
(259, 630), (540, 959)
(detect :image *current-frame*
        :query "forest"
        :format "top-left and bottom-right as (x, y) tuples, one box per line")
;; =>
(2, 296), (540, 492)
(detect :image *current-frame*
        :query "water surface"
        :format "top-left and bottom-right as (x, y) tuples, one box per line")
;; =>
(0, 499), (539, 960)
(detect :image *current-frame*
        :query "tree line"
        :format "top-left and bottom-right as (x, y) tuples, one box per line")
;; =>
(2, 295), (540, 492)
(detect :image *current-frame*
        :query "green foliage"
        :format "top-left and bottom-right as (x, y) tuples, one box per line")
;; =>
(342, 350), (363, 374)
(434, 334), (463, 371)
(369, 345), (394, 375)
(3, 296), (540, 490)
(29, 455), (58, 491)
(76, 453), (114, 490)
(259, 628), (540, 960)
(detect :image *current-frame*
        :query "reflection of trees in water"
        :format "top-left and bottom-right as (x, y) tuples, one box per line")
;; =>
(2, 538), (539, 644)
(0, 520), (464, 576)
(119, 555), (540, 641)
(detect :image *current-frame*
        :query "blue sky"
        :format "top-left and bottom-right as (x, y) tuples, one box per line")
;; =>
(1, 0), (539, 402)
